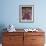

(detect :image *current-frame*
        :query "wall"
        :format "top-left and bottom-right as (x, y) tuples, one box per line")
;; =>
(0, 0), (46, 29)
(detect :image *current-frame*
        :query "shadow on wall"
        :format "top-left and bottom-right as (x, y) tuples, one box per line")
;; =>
(0, 24), (7, 43)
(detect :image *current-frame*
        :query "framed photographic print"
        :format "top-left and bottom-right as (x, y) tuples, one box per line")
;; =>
(19, 5), (34, 23)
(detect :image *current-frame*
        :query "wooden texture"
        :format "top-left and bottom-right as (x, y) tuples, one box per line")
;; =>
(2, 32), (24, 46)
(2, 31), (45, 46)
(24, 32), (45, 46)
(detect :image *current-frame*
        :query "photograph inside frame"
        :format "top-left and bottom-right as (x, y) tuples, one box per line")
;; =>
(19, 5), (34, 23)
